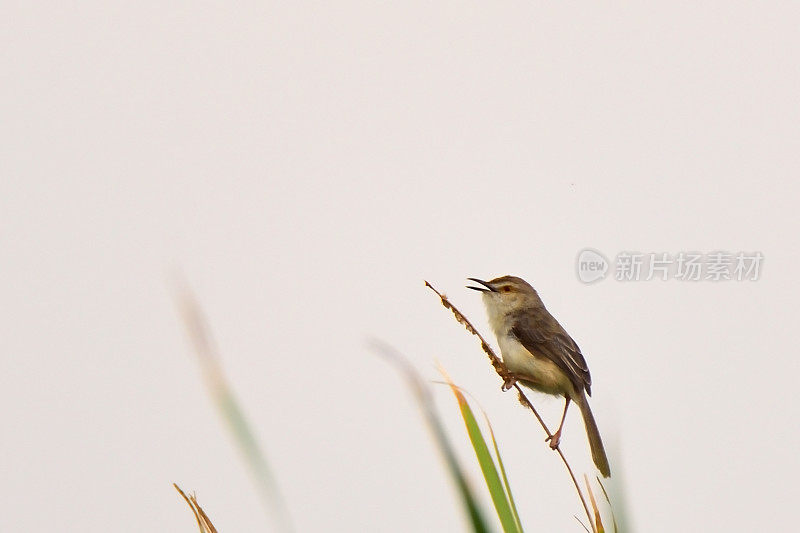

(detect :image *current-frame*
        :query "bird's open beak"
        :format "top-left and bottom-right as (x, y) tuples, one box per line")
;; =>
(467, 278), (496, 292)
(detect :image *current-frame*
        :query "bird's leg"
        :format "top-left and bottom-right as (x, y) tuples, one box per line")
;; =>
(501, 373), (518, 391)
(546, 397), (571, 449)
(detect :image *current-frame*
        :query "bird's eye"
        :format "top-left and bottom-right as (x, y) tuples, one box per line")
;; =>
(502, 286), (512, 293)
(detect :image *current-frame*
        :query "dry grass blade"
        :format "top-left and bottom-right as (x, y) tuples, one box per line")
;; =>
(174, 484), (219, 533)
(583, 475), (604, 533)
(425, 280), (596, 533)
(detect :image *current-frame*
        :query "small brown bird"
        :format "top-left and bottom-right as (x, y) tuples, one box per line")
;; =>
(468, 275), (611, 477)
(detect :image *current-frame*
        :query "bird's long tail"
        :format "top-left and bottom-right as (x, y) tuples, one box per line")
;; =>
(575, 391), (611, 477)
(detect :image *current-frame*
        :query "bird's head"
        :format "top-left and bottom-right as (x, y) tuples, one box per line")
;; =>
(467, 275), (543, 319)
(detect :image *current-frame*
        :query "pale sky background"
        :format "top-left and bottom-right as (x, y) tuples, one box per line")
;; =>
(3, 2), (799, 532)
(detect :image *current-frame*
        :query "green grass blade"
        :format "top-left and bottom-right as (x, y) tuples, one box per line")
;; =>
(175, 284), (293, 532)
(439, 380), (524, 532)
(372, 342), (491, 533)
(441, 373), (522, 533)
(485, 411), (523, 532)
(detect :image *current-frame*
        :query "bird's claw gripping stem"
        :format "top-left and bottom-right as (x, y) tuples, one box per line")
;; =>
(501, 374), (517, 392)
(545, 430), (562, 449)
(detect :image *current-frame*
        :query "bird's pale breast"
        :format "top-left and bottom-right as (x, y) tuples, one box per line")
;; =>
(498, 333), (575, 397)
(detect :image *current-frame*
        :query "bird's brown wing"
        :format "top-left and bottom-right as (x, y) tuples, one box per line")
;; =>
(510, 310), (593, 395)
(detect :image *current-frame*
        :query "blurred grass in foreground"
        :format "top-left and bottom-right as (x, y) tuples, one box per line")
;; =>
(372, 341), (492, 533)
(175, 283), (293, 532)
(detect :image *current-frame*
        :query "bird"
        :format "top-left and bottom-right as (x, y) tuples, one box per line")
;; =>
(467, 275), (611, 477)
